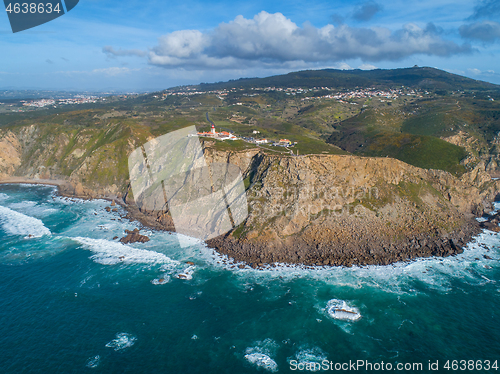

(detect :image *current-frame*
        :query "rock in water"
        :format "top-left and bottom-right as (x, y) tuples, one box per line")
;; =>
(120, 228), (150, 244)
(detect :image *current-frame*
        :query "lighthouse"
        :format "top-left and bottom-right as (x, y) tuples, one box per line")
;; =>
(211, 123), (216, 134)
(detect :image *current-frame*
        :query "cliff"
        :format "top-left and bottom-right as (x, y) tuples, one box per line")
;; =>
(205, 151), (499, 266)
(1, 125), (499, 266)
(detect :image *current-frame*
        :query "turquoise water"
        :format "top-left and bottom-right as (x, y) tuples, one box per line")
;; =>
(1, 184), (499, 373)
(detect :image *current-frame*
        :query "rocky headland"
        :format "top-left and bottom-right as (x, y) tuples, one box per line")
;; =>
(1, 126), (500, 267)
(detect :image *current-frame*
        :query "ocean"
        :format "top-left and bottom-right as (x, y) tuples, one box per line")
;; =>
(0, 184), (499, 373)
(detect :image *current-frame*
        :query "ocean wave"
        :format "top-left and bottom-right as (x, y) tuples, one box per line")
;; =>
(72, 237), (179, 266)
(85, 355), (101, 368)
(245, 353), (278, 372)
(175, 265), (195, 280)
(0, 193), (8, 201)
(105, 333), (136, 351)
(289, 346), (328, 371)
(325, 299), (361, 321)
(8, 201), (37, 209)
(151, 275), (171, 285)
(196, 228), (499, 295)
(8, 201), (60, 218)
(0, 205), (51, 238)
(244, 338), (279, 371)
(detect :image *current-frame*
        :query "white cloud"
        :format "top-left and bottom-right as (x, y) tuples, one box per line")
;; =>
(467, 68), (482, 75)
(334, 62), (353, 70)
(358, 64), (378, 70)
(147, 11), (472, 70)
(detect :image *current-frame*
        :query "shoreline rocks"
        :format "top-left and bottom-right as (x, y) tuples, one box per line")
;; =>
(2, 146), (499, 268)
(206, 219), (481, 267)
(119, 228), (150, 244)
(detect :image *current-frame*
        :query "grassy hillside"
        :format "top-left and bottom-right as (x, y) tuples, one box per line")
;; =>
(193, 67), (499, 91)
(2, 67), (500, 182)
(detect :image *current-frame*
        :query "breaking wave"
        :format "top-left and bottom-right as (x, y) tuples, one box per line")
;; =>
(244, 338), (279, 372)
(0, 205), (51, 238)
(105, 333), (137, 351)
(72, 237), (179, 266)
(325, 299), (361, 321)
(289, 346), (328, 371)
(245, 353), (278, 372)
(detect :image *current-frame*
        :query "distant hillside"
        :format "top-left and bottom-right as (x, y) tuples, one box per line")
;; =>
(191, 67), (499, 92)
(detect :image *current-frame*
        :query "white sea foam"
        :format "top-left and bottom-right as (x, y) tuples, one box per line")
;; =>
(289, 346), (328, 371)
(8, 201), (37, 209)
(73, 237), (179, 266)
(85, 355), (101, 368)
(175, 265), (195, 280)
(105, 333), (137, 351)
(8, 201), (60, 218)
(151, 275), (171, 285)
(195, 226), (500, 295)
(0, 205), (51, 238)
(325, 299), (361, 321)
(244, 338), (279, 371)
(0, 193), (8, 201)
(245, 353), (278, 372)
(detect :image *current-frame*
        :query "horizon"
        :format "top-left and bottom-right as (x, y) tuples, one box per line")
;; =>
(2, 65), (499, 95)
(1, 0), (500, 91)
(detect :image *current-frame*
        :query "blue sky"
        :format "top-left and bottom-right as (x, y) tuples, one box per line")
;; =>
(1, 0), (499, 91)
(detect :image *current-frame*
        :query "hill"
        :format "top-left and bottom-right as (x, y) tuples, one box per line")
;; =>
(192, 66), (499, 92)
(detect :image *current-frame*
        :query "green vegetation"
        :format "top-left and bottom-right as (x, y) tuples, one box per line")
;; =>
(361, 133), (468, 175)
(1, 66), (499, 185)
(194, 66), (498, 91)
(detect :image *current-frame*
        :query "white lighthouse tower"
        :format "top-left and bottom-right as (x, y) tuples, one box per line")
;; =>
(211, 123), (216, 134)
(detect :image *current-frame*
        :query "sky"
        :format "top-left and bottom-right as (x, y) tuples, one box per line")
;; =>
(1, 0), (500, 91)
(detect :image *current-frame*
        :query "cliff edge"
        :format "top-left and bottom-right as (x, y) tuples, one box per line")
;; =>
(1, 126), (499, 266)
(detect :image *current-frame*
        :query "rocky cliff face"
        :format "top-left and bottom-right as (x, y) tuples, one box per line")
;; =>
(0, 124), (142, 199)
(0, 131), (22, 179)
(1, 126), (499, 266)
(205, 151), (498, 266)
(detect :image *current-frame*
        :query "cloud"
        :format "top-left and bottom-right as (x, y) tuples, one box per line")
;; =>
(352, 1), (382, 22)
(467, 68), (498, 76)
(55, 67), (138, 77)
(91, 67), (136, 76)
(468, 0), (500, 20)
(459, 21), (500, 42)
(358, 63), (377, 70)
(468, 68), (482, 75)
(148, 12), (472, 70)
(103, 46), (147, 58)
(333, 62), (353, 70)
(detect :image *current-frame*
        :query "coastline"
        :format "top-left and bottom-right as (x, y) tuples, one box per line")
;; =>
(0, 177), (487, 268)
(0, 177), (72, 188)
(206, 220), (482, 268)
